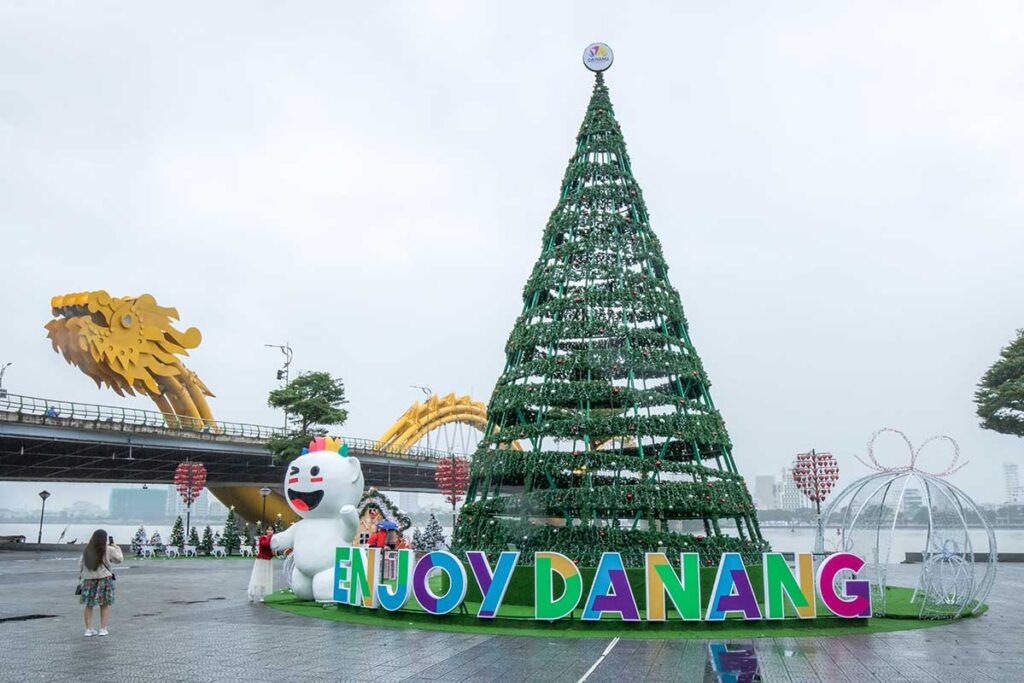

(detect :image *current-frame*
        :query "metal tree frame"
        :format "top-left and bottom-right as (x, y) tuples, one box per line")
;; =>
(456, 63), (765, 564)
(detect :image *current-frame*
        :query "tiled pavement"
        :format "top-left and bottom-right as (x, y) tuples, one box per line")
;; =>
(0, 551), (1020, 682)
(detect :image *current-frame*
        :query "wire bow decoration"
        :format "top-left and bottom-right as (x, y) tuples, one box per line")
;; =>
(855, 427), (967, 477)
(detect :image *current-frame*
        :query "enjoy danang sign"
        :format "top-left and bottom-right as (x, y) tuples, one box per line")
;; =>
(331, 549), (872, 621)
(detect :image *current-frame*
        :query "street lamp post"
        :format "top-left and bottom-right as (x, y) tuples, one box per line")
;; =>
(37, 490), (50, 544)
(0, 362), (12, 399)
(265, 344), (294, 430)
(259, 487), (272, 525)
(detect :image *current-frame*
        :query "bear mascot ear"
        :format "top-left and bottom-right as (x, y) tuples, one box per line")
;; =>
(348, 456), (362, 483)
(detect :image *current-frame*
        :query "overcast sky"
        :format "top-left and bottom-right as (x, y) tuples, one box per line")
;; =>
(2, 2), (1023, 511)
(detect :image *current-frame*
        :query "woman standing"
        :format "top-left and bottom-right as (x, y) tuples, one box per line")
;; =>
(247, 527), (274, 602)
(78, 529), (123, 637)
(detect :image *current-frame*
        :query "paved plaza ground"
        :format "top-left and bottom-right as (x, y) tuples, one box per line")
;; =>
(0, 550), (1020, 682)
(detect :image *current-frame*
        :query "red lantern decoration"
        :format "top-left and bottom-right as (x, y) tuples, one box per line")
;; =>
(174, 461), (207, 542)
(174, 461), (207, 506)
(792, 451), (839, 508)
(435, 456), (471, 508)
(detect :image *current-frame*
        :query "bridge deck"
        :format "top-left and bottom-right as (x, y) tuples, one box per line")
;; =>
(0, 411), (443, 492)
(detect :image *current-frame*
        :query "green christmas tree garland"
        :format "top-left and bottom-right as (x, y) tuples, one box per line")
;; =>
(452, 71), (768, 566)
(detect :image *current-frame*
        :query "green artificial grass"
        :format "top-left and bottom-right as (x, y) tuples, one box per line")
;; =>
(262, 584), (985, 640)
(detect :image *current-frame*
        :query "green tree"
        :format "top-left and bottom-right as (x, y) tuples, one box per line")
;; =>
(976, 329), (1024, 437)
(169, 515), (185, 549)
(243, 524), (255, 548)
(266, 371), (350, 460)
(200, 525), (214, 555)
(222, 508), (241, 555)
(187, 526), (200, 548)
(452, 70), (765, 567)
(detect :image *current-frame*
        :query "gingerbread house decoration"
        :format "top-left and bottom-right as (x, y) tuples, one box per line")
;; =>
(353, 487), (412, 546)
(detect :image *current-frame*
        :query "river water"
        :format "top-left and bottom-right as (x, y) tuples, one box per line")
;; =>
(4, 522), (1020, 557)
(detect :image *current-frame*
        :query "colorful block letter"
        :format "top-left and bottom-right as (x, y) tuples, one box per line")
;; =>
(534, 551), (583, 621)
(583, 552), (640, 621)
(376, 550), (414, 612)
(466, 551), (519, 619)
(412, 551), (467, 615)
(817, 552), (871, 618)
(705, 552), (762, 621)
(762, 553), (815, 619)
(645, 552), (702, 621)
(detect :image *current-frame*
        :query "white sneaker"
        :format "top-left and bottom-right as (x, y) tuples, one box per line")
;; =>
(84, 629), (97, 637)
(97, 628), (109, 637)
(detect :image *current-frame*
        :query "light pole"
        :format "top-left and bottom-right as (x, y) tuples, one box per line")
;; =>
(265, 343), (293, 430)
(37, 490), (50, 544)
(259, 486), (272, 525)
(0, 362), (11, 399)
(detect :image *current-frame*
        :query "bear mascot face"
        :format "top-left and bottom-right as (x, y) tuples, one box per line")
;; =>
(283, 436), (364, 518)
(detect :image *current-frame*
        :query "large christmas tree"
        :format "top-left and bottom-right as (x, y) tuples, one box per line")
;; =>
(453, 64), (767, 567)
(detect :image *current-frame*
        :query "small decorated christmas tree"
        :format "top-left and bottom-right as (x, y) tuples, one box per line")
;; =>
(222, 507), (241, 555)
(131, 526), (148, 556)
(411, 527), (424, 551)
(200, 525), (214, 555)
(273, 516), (284, 532)
(149, 530), (164, 553)
(188, 526), (200, 548)
(421, 513), (446, 551)
(169, 516), (185, 550)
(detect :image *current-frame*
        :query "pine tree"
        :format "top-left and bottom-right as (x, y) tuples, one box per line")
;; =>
(976, 329), (1024, 437)
(272, 516), (284, 532)
(131, 526), (148, 556)
(169, 515), (185, 550)
(411, 527), (423, 551)
(453, 68), (766, 567)
(222, 507), (241, 555)
(188, 526), (201, 548)
(200, 525), (214, 555)
(149, 530), (164, 553)
(421, 514), (445, 551)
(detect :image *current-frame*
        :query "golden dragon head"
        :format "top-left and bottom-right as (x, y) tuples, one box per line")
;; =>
(45, 290), (214, 422)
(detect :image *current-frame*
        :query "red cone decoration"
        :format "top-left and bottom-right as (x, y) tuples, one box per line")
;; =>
(435, 457), (471, 506)
(792, 451), (839, 504)
(174, 462), (207, 506)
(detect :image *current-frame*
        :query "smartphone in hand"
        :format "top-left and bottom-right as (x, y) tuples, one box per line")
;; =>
(108, 536), (114, 545)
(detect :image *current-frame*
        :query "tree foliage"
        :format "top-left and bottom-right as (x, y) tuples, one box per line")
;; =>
(200, 525), (214, 555)
(266, 371), (350, 460)
(169, 516), (185, 549)
(222, 508), (241, 555)
(976, 329), (1024, 438)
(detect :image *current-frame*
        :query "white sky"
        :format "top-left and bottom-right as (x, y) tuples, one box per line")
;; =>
(2, 2), (1023, 510)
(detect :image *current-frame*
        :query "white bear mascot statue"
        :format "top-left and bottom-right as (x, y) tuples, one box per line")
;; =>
(270, 436), (363, 602)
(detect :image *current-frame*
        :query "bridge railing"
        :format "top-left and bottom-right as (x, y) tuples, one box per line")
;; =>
(0, 393), (284, 440)
(0, 393), (469, 461)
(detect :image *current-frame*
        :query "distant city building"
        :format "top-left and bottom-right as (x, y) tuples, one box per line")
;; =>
(167, 488), (211, 518)
(754, 475), (777, 510)
(395, 492), (419, 512)
(901, 487), (923, 515)
(109, 487), (168, 520)
(1005, 462), (1021, 504)
(777, 468), (809, 511)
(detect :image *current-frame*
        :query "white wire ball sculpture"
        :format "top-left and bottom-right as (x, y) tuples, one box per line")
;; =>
(816, 429), (996, 619)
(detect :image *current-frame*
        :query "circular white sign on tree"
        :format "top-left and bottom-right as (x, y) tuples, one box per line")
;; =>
(583, 43), (614, 72)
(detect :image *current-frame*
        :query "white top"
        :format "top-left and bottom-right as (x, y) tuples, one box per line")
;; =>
(78, 544), (123, 579)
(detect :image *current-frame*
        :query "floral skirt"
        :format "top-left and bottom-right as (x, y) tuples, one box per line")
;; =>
(80, 577), (115, 607)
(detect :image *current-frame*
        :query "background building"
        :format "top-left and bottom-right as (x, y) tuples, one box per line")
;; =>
(1005, 462), (1021, 504)
(109, 487), (168, 520)
(901, 487), (923, 515)
(754, 475), (777, 510)
(777, 467), (810, 511)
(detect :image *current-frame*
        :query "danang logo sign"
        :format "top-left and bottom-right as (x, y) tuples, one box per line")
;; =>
(332, 549), (872, 621)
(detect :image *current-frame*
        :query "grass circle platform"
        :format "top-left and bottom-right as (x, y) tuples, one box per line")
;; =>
(263, 585), (986, 640)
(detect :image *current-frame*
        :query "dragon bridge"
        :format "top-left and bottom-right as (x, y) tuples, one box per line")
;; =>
(44, 290), (508, 523)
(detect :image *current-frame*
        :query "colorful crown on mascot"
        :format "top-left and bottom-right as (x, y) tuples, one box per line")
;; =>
(301, 436), (350, 457)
